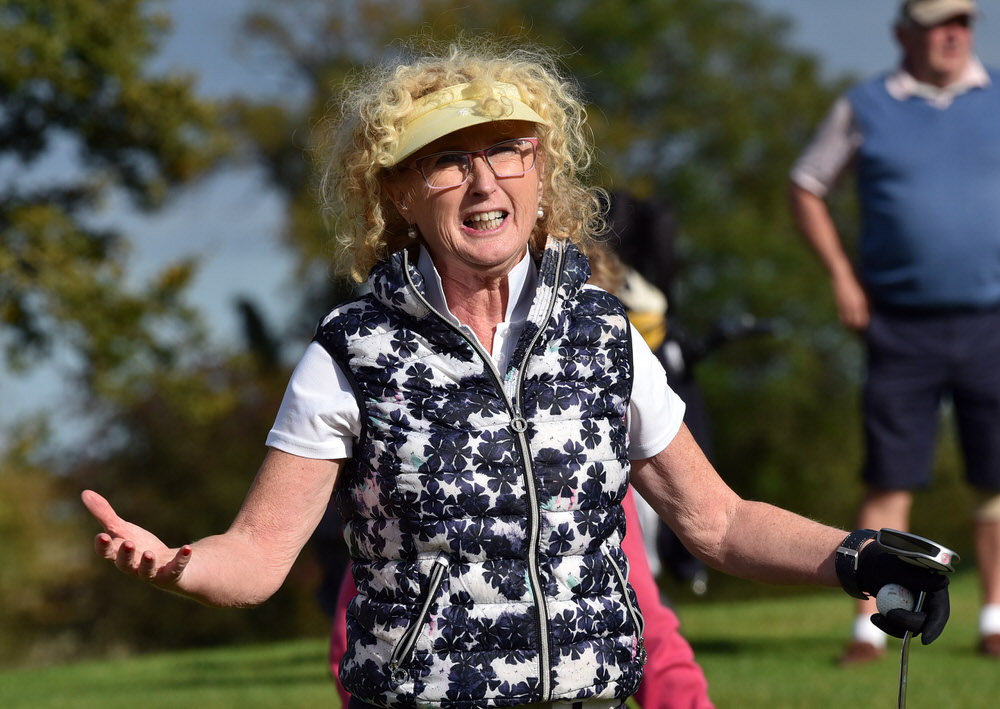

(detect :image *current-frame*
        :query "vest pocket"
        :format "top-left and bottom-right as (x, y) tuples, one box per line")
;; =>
(606, 551), (647, 665)
(388, 552), (451, 685)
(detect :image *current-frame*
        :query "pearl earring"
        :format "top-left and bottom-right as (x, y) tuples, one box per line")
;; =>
(537, 206), (544, 219)
(407, 224), (418, 239)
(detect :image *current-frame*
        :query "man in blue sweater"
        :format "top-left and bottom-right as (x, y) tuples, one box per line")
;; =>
(789, 0), (1000, 663)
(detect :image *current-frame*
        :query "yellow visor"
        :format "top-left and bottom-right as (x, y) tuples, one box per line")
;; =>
(392, 82), (547, 165)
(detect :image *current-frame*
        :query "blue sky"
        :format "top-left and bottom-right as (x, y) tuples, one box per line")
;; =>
(5, 1), (998, 432)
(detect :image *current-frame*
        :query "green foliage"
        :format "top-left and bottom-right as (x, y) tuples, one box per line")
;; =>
(0, 0), (225, 385)
(0, 0), (244, 665)
(0, 421), (91, 665)
(1, 344), (329, 665)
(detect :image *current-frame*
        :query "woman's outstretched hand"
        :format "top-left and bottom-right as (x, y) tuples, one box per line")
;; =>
(81, 490), (192, 590)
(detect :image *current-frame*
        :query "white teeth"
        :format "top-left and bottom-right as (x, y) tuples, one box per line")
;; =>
(469, 210), (504, 222)
(466, 210), (506, 231)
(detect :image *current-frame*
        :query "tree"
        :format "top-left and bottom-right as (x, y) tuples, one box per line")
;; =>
(0, 0), (232, 664)
(0, 0), (224, 390)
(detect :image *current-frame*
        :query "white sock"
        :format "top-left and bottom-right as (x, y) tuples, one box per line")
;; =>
(979, 604), (1000, 636)
(853, 613), (888, 647)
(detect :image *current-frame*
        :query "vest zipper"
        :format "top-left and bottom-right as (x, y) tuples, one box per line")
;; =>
(606, 552), (647, 665)
(401, 244), (565, 702)
(388, 552), (450, 686)
(509, 243), (564, 700)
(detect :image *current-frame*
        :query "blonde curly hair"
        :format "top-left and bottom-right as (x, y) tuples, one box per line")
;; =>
(316, 37), (608, 282)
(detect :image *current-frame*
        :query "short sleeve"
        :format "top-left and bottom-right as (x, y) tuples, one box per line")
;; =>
(789, 95), (862, 198)
(265, 341), (360, 460)
(627, 326), (686, 460)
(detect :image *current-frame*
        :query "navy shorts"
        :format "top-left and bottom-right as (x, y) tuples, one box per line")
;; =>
(863, 306), (1000, 491)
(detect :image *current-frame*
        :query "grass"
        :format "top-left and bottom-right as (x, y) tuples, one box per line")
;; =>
(0, 639), (336, 709)
(1, 571), (995, 708)
(682, 570), (996, 708)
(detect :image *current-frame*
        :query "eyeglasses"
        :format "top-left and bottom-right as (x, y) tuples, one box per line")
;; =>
(408, 137), (538, 189)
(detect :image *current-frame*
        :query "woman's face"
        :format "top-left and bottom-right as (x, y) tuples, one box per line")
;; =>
(387, 120), (543, 283)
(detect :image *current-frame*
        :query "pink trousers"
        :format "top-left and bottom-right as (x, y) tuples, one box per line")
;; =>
(328, 487), (713, 708)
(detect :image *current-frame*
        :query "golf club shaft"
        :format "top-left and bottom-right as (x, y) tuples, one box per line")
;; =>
(897, 590), (926, 709)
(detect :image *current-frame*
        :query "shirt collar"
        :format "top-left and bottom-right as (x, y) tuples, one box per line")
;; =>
(886, 57), (990, 109)
(416, 245), (537, 327)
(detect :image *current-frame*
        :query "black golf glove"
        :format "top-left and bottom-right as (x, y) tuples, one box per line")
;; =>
(854, 538), (950, 645)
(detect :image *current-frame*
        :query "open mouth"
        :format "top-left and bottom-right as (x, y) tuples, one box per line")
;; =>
(464, 210), (507, 231)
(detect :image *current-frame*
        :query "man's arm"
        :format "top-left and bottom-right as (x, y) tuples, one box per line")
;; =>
(789, 183), (870, 330)
(789, 95), (870, 330)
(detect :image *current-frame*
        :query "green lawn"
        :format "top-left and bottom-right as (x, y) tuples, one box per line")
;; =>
(2, 571), (995, 708)
(681, 570), (998, 708)
(0, 639), (336, 709)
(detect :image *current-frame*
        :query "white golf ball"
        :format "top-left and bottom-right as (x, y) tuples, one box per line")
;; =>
(876, 583), (915, 614)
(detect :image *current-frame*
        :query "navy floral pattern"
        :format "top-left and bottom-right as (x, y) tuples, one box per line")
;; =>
(316, 237), (642, 709)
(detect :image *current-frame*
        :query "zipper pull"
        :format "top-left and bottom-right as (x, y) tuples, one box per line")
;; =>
(389, 661), (408, 686)
(637, 636), (648, 665)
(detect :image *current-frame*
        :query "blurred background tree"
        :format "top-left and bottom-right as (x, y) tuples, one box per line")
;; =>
(0, 0), (321, 664)
(0, 0), (221, 385)
(0, 0), (975, 667)
(0, 0), (212, 664)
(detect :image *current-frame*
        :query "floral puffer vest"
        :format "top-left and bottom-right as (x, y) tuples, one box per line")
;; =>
(315, 237), (645, 709)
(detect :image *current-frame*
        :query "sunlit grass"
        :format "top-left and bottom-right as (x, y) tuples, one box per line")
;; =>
(0, 638), (336, 709)
(680, 570), (996, 708)
(1, 571), (994, 708)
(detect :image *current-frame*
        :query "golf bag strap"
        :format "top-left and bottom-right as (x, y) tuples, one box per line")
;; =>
(836, 528), (877, 599)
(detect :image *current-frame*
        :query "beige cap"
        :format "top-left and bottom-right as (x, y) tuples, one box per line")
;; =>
(900, 0), (977, 26)
(391, 82), (547, 165)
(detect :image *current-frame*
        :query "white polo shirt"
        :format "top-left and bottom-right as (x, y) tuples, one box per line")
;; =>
(266, 246), (685, 461)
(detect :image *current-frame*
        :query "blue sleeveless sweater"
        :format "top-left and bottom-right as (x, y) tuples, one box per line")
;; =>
(314, 238), (644, 708)
(848, 71), (1000, 308)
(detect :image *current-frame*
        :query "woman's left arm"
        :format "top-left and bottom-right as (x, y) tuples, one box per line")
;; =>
(630, 423), (843, 587)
